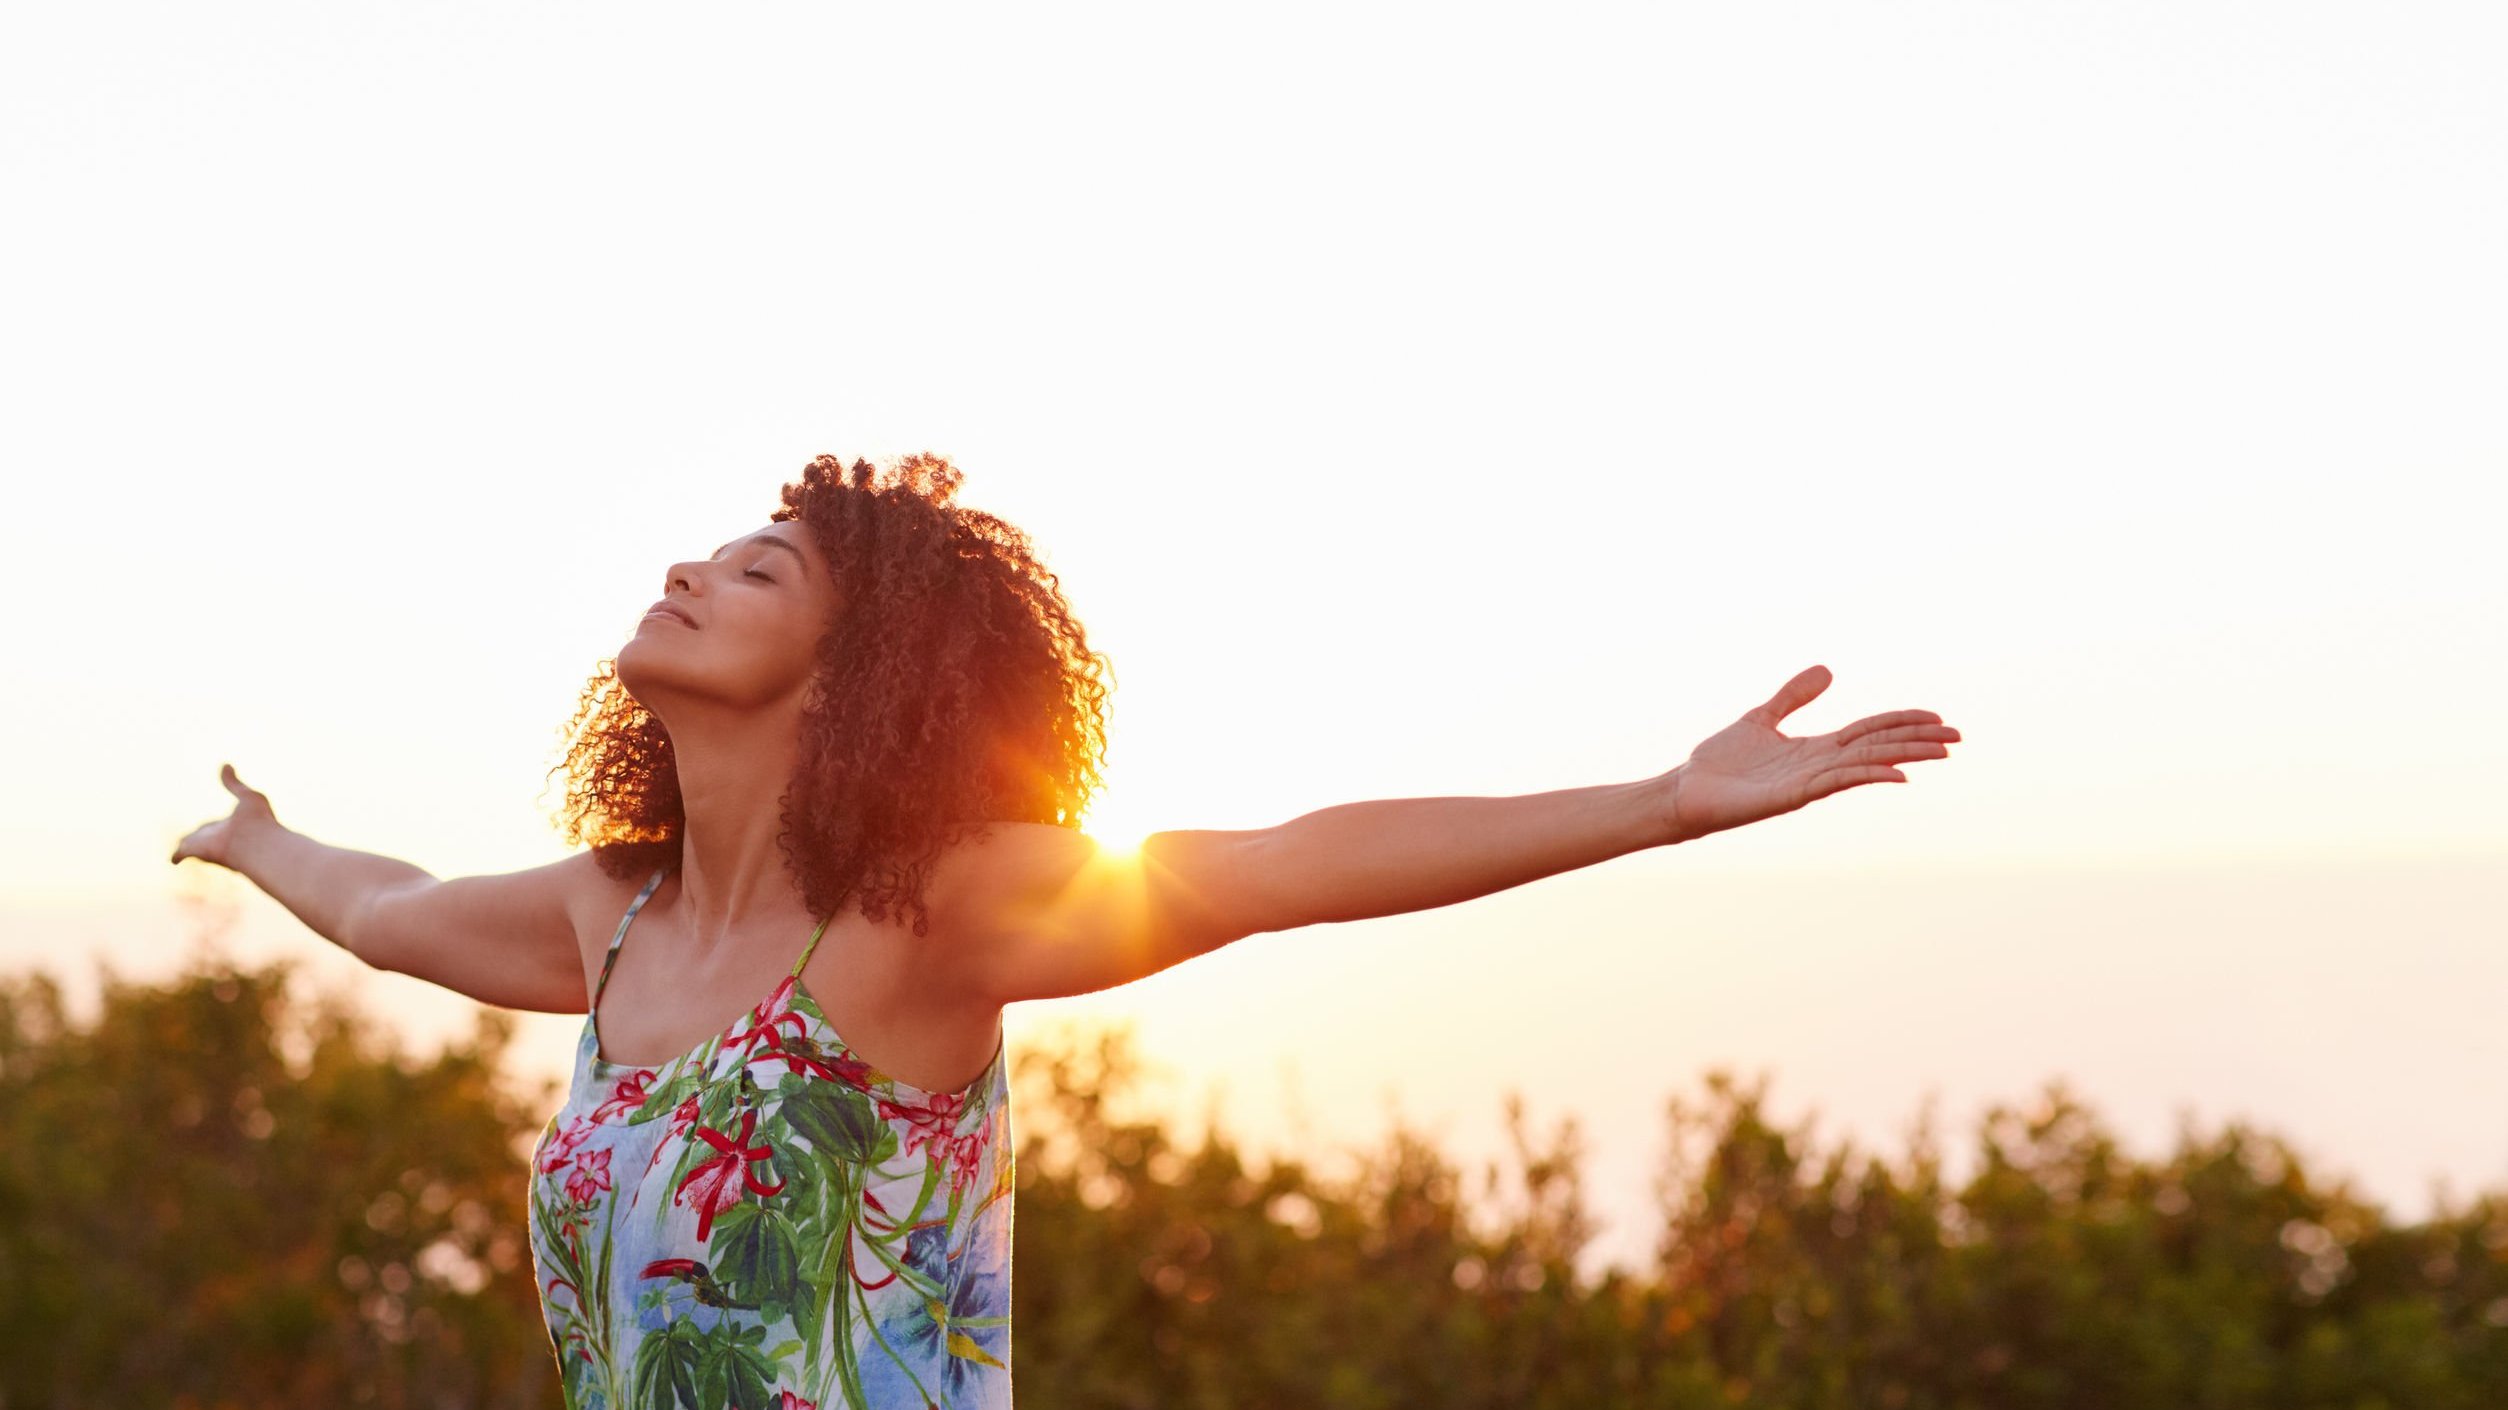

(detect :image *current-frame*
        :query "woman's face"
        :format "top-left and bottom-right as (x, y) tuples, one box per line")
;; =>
(615, 523), (840, 715)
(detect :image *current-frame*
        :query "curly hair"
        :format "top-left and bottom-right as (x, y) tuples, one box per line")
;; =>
(546, 452), (1115, 937)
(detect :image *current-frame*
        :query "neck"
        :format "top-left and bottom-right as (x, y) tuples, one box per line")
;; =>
(658, 699), (811, 953)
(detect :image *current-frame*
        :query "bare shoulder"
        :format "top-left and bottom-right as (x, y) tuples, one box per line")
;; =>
(564, 847), (663, 910)
(906, 820), (1081, 1005)
(558, 851), (670, 969)
(911, 819), (1266, 1005)
(917, 820), (1098, 931)
(508, 848), (649, 987)
(359, 847), (647, 1016)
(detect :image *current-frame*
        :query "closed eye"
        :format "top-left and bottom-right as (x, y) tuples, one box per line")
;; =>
(744, 569), (774, 583)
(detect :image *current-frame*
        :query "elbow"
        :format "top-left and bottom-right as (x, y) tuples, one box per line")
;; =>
(342, 884), (410, 975)
(1155, 826), (1299, 945)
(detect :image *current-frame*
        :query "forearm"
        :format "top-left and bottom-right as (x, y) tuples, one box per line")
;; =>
(228, 821), (436, 964)
(1246, 771), (1679, 932)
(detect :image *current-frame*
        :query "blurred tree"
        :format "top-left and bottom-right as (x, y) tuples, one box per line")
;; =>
(3, 948), (2503, 1408)
(0, 954), (558, 1409)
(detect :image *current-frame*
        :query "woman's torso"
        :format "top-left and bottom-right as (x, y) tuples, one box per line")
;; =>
(526, 865), (1014, 1410)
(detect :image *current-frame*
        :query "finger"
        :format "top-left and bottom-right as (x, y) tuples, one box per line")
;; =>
(220, 763), (259, 802)
(1843, 742), (1949, 769)
(1831, 711), (1948, 748)
(1837, 722), (1960, 752)
(1808, 764), (1906, 800)
(1745, 664), (1832, 730)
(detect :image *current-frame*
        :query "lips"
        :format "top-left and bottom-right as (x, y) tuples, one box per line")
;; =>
(643, 600), (697, 628)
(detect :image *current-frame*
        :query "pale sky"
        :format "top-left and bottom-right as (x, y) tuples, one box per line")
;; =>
(4, 3), (2503, 1278)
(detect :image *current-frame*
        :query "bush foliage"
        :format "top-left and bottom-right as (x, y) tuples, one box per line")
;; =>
(1, 952), (2501, 1407)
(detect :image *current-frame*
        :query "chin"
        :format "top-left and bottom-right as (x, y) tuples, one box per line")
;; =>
(613, 637), (671, 697)
(618, 639), (724, 715)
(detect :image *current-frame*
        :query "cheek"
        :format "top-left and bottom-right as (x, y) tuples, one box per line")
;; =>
(725, 616), (823, 694)
(618, 609), (819, 707)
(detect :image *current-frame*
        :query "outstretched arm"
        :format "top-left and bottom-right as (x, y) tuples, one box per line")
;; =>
(934, 664), (1959, 1005)
(171, 763), (595, 1013)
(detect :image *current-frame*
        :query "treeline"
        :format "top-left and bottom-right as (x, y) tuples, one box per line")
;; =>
(0, 953), (2502, 1408)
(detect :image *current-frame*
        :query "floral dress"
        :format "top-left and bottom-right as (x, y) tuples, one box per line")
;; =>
(527, 866), (1013, 1409)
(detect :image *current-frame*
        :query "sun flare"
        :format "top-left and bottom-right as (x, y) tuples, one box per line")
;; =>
(1080, 799), (1152, 858)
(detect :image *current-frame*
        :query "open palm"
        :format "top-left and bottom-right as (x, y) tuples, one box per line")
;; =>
(170, 763), (276, 869)
(1666, 665), (1960, 843)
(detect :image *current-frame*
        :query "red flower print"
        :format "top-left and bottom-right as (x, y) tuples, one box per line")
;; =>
(640, 1257), (705, 1280)
(772, 1391), (818, 1410)
(673, 1105), (787, 1241)
(931, 1129), (983, 1196)
(826, 1049), (875, 1088)
(877, 1090), (964, 1133)
(878, 1092), (985, 1197)
(563, 1146), (613, 1205)
(591, 1067), (656, 1124)
(536, 1113), (596, 1175)
(725, 974), (810, 1058)
(725, 975), (880, 1090)
(642, 1093), (703, 1179)
(755, 1036), (875, 1088)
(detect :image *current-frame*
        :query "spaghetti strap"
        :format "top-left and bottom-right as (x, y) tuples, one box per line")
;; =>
(789, 913), (833, 977)
(591, 866), (671, 1009)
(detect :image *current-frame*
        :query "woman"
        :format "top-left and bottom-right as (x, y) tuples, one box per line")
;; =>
(170, 451), (1959, 1408)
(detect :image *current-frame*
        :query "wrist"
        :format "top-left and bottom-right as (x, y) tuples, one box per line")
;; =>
(1648, 767), (1693, 847)
(225, 815), (293, 878)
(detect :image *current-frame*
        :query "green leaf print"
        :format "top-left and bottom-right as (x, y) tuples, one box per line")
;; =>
(633, 1318), (701, 1410)
(782, 1080), (885, 1163)
(800, 1167), (873, 1410)
(634, 1065), (703, 1123)
(713, 1320), (776, 1410)
(528, 1188), (583, 1295)
(627, 1314), (775, 1410)
(709, 1201), (803, 1315)
(532, 1172), (631, 1407)
(694, 1336), (727, 1410)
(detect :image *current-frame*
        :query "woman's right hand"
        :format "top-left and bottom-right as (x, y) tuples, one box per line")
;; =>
(170, 763), (279, 871)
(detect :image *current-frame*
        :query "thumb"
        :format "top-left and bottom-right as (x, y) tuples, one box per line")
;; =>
(1745, 664), (1832, 730)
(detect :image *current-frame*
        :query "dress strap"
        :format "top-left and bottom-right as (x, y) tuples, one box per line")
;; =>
(592, 866), (672, 1008)
(789, 914), (833, 977)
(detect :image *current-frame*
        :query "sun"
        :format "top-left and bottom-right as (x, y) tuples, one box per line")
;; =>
(1079, 797), (1152, 858)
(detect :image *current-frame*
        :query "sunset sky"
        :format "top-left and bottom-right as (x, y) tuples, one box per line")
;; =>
(5, 3), (2502, 1277)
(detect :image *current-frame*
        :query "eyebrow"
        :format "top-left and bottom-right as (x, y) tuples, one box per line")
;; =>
(710, 534), (807, 566)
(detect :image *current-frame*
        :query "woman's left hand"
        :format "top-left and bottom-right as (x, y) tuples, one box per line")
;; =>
(1658, 665), (1959, 844)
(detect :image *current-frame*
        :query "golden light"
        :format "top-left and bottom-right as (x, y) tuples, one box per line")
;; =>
(1080, 795), (1153, 858)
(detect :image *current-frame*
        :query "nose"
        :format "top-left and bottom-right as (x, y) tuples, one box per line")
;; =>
(664, 559), (704, 595)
